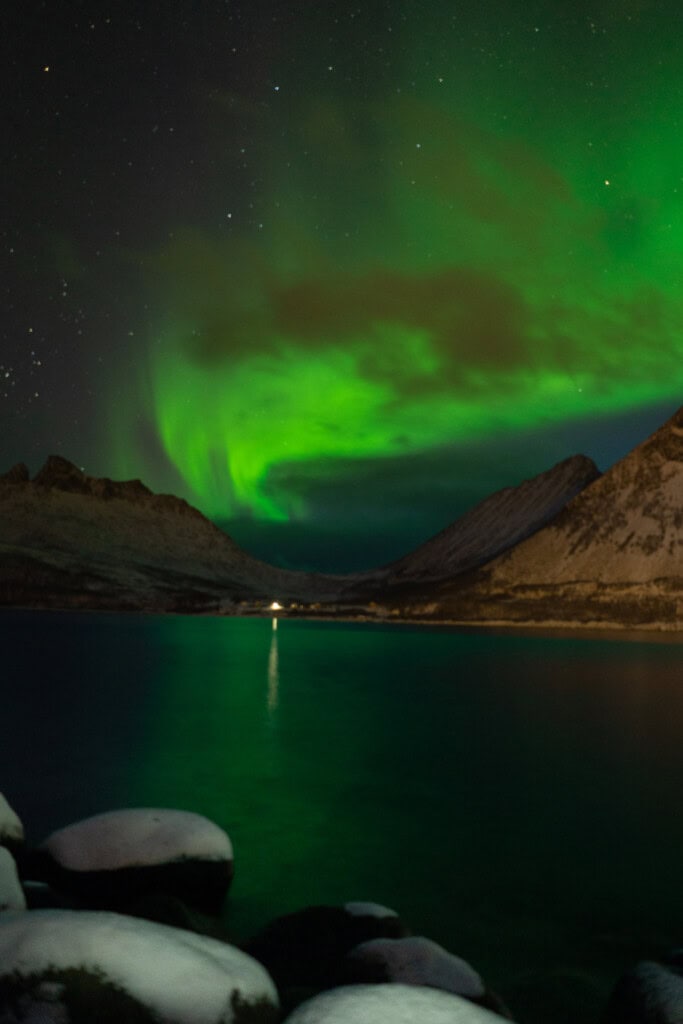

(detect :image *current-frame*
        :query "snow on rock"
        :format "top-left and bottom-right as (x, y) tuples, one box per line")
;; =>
(603, 959), (683, 1024)
(0, 792), (24, 847)
(283, 983), (505, 1024)
(343, 901), (399, 920)
(244, 904), (409, 994)
(43, 808), (232, 869)
(0, 848), (26, 912)
(345, 936), (485, 998)
(37, 809), (234, 915)
(0, 909), (279, 1024)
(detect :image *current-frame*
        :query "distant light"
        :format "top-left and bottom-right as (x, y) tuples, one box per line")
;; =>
(269, 601), (282, 610)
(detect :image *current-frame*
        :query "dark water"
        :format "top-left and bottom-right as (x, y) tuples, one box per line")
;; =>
(2, 610), (683, 1022)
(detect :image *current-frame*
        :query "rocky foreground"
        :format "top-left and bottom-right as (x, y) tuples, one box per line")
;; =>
(1, 793), (679, 1024)
(1, 406), (683, 629)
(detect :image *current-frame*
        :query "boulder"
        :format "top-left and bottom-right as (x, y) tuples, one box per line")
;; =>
(343, 901), (403, 921)
(0, 848), (25, 912)
(0, 909), (279, 1024)
(0, 792), (24, 853)
(124, 890), (233, 941)
(506, 964), (603, 1024)
(282, 983), (507, 1023)
(0, 979), (71, 1024)
(343, 936), (484, 996)
(603, 959), (683, 1024)
(244, 902), (409, 995)
(343, 935), (512, 1018)
(34, 808), (234, 915)
(21, 879), (75, 911)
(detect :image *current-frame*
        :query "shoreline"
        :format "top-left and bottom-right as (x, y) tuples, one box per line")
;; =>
(2, 602), (683, 644)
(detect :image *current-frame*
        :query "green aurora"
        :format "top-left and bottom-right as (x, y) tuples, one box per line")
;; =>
(112, 5), (683, 523)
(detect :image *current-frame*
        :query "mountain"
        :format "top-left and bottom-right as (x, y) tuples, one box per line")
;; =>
(0, 451), (600, 616)
(426, 406), (683, 629)
(5, 415), (676, 631)
(0, 456), (338, 612)
(354, 454), (600, 588)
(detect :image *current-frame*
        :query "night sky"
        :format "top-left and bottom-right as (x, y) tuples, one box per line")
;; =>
(4, 1), (682, 570)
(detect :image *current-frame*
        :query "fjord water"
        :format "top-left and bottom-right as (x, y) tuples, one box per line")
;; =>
(3, 610), (683, 1021)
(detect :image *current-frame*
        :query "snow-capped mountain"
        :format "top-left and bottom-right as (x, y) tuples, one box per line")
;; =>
(432, 406), (683, 628)
(358, 454), (600, 586)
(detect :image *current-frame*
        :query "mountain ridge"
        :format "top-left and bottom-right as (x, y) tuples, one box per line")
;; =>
(0, 456), (340, 611)
(1, 409), (682, 631)
(0, 450), (597, 614)
(360, 453), (600, 586)
(422, 406), (683, 629)
(484, 405), (683, 584)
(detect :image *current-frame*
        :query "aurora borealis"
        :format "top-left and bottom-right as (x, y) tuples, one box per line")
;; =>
(5, 1), (683, 568)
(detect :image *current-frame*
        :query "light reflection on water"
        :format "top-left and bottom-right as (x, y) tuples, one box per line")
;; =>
(267, 624), (279, 715)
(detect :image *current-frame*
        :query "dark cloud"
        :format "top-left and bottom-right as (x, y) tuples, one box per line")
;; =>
(273, 266), (528, 371)
(148, 230), (530, 384)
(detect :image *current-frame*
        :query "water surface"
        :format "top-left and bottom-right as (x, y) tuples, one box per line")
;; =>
(2, 610), (683, 1022)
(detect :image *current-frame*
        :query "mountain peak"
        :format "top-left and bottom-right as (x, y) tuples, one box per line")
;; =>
(630, 404), (683, 465)
(29, 456), (154, 502)
(364, 450), (600, 585)
(471, 403), (683, 613)
(33, 456), (89, 492)
(0, 463), (30, 484)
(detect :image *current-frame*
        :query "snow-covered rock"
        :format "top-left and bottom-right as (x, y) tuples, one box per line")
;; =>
(244, 903), (409, 995)
(0, 909), (279, 1024)
(343, 901), (400, 920)
(603, 959), (683, 1024)
(37, 808), (234, 914)
(21, 879), (72, 911)
(43, 808), (233, 869)
(8, 981), (70, 1024)
(344, 936), (485, 998)
(0, 792), (24, 848)
(0, 847), (25, 912)
(283, 983), (506, 1023)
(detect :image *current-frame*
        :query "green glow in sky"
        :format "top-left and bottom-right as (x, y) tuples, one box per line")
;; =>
(113, 7), (683, 520)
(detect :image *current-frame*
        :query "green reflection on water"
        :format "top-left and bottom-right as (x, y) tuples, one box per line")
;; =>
(113, 615), (683, 1024)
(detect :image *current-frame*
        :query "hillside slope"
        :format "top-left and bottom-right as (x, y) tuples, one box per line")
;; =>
(0, 457), (337, 611)
(359, 454), (600, 587)
(432, 407), (683, 628)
